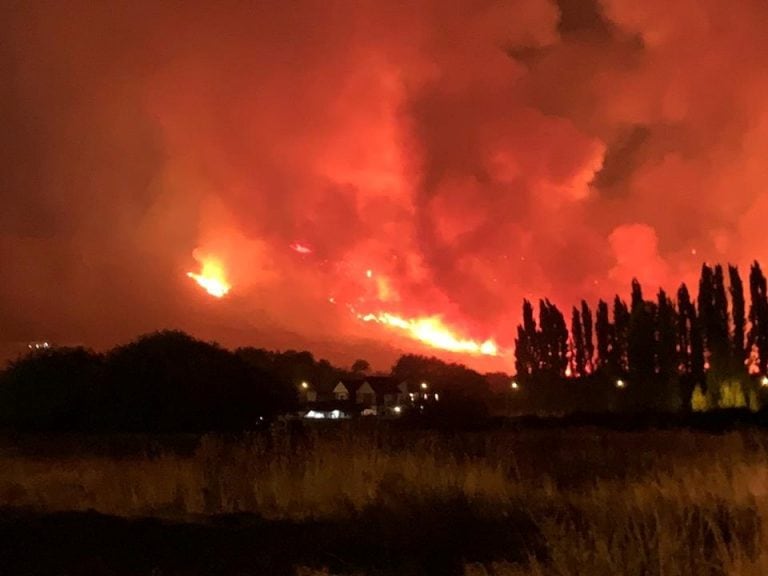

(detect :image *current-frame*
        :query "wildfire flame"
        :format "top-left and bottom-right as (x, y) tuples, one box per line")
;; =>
(187, 258), (231, 298)
(359, 312), (499, 356)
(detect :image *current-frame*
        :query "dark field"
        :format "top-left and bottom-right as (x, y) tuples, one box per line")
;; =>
(1, 422), (767, 575)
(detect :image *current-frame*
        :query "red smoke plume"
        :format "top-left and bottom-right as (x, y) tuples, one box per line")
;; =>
(3, 0), (768, 370)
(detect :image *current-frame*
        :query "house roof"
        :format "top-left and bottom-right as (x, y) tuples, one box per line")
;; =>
(364, 376), (401, 395)
(336, 376), (401, 396)
(336, 378), (366, 394)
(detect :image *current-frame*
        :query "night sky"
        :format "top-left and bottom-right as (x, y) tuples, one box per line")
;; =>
(3, 0), (768, 371)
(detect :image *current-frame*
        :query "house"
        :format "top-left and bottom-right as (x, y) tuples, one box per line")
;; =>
(365, 376), (401, 408)
(299, 375), (421, 419)
(330, 377), (403, 416)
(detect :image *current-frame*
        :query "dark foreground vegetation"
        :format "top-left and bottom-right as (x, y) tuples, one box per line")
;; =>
(1, 424), (768, 575)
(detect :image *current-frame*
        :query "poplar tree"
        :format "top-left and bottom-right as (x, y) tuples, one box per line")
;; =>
(679, 282), (705, 404)
(656, 289), (678, 392)
(628, 279), (656, 387)
(514, 299), (538, 382)
(728, 265), (746, 366)
(581, 300), (595, 373)
(749, 262), (768, 375)
(612, 296), (631, 374)
(698, 264), (730, 377)
(539, 300), (568, 379)
(571, 307), (585, 377)
(595, 300), (611, 371)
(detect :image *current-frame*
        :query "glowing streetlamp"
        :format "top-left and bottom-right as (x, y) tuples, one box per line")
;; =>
(616, 379), (626, 389)
(420, 382), (428, 390)
(511, 381), (519, 390)
(300, 381), (309, 390)
(761, 376), (768, 387)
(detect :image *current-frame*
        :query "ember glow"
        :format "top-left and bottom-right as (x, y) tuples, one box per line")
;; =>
(358, 312), (499, 357)
(290, 242), (313, 255)
(187, 259), (231, 298)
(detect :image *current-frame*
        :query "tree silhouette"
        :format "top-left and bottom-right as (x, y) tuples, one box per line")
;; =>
(99, 331), (287, 432)
(698, 264), (730, 381)
(538, 300), (568, 379)
(655, 288), (680, 409)
(351, 359), (371, 374)
(394, 356), (491, 424)
(514, 300), (538, 383)
(749, 262), (768, 375)
(508, 259), (768, 412)
(729, 265), (746, 363)
(0, 347), (102, 431)
(612, 296), (630, 375)
(628, 279), (656, 393)
(571, 307), (585, 377)
(581, 300), (595, 374)
(677, 284), (692, 374)
(595, 300), (611, 372)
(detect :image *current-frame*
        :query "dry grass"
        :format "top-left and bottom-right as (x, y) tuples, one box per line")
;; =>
(1, 425), (768, 575)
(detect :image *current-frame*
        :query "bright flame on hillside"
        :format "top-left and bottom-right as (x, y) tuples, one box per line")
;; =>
(187, 258), (231, 298)
(359, 312), (499, 356)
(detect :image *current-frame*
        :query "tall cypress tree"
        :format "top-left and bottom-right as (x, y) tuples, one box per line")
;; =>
(679, 282), (705, 388)
(698, 264), (730, 377)
(713, 265), (730, 367)
(613, 296), (631, 374)
(677, 284), (693, 374)
(514, 299), (538, 382)
(549, 302), (569, 378)
(595, 300), (611, 371)
(698, 264), (714, 368)
(749, 261), (768, 375)
(539, 300), (569, 379)
(628, 279), (656, 387)
(728, 265), (746, 365)
(571, 307), (585, 377)
(581, 301), (595, 373)
(656, 289), (677, 376)
(538, 300), (551, 376)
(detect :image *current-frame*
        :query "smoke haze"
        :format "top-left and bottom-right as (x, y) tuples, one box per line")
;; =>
(3, 0), (768, 371)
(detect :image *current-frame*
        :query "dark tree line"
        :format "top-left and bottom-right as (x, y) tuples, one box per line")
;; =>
(0, 331), (497, 432)
(0, 331), (305, 432)
(515, 262), (768, 411)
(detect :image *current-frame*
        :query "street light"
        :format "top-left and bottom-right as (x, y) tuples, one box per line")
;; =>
(511, 381), (519, 390)
(420, 382), (428, 390)
(616, 379), (626, 389)
(761, 376), (768, 387)
(300, 381), (309, 390)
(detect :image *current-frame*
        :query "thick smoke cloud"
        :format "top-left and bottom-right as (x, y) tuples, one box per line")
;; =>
(2, 0), (768, 371)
